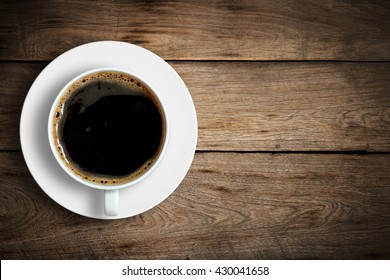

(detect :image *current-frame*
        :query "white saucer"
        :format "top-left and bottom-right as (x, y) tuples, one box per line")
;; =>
(20, 41), (197, 219)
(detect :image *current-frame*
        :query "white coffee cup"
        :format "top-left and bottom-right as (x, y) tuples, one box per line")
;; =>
(48, 67), (169, 216)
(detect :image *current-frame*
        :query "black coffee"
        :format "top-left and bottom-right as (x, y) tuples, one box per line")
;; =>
(52, 71), (165, 185)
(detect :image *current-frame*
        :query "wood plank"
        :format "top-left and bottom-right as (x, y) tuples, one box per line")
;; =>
(2, 62), (390, 151)
(0, 63), (45, 150)
(178, 62), (390, 151)
(0, 152), (389, 259)
(1, 0), (389, 61)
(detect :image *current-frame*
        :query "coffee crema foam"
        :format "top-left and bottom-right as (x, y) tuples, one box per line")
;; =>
(52, 71), (166, 186)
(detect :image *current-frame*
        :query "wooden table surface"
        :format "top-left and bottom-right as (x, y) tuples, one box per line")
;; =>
(1, 0), (389, 259)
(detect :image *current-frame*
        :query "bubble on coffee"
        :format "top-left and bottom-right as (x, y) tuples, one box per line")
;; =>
(52, 71), (166, 185)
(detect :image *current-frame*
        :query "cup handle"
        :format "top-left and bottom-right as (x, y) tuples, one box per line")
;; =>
(105, 189), (119, 216)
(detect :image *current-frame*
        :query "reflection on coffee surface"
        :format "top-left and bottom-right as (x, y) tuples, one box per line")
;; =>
(52, 71), (166, 185)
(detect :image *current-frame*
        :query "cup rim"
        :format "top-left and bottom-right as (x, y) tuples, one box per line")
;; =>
(48, 67), (169, 191)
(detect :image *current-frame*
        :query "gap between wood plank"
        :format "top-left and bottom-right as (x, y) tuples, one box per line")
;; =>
(196, 150), (390, 155)
(1, 60), (390, 64)
(2, 149), (390, 155)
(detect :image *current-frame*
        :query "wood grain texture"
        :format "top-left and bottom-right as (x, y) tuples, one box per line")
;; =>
(1, 0), (390, 61)
(0, 152), (389, 259)
(178, 62), (390, 151)
(1, 0), (390, 262)
(1, 62), (389, 151)
(0, 63), (44, 150)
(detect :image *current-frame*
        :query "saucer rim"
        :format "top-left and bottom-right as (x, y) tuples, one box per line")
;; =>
(20, 41), (198, 219)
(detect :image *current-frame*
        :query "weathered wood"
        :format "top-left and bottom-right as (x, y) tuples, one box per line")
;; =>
(1, 0), (389, 61)
(179, 62), (390, 151)
(2, 62), (390, 151)
(0, 63), (44, 150)
(0, 152), (389, 259)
